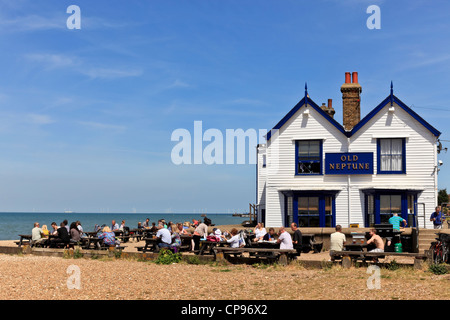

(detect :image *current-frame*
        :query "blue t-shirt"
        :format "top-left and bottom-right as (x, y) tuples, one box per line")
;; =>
(430, 212), (443, 225)
(389, 215), (404, 230)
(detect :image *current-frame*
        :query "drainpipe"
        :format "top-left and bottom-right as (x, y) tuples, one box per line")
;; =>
(347, 137), (351, 227)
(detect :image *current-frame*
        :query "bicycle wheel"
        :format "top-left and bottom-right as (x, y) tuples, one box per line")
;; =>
(433, 245), (443, 264)
(443, 244), (449, 264)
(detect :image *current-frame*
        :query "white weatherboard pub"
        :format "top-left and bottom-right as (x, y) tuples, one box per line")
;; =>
(256, 72), (441, 229)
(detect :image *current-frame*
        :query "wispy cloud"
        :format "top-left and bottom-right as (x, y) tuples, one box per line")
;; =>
(0, 14), (65, 32)
(23, 52), (143, 80)
(227, 98), (267, 106)
(23, 53), (77, 69)
(167, 79), (190, 89)
(81, 67), (143, 80)
(78, 121), (126, 132)
(26, 113), (55, 125)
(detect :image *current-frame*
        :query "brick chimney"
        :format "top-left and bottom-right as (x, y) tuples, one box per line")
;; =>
(320, 99), (335, 118)
(341, 72), (362, 131)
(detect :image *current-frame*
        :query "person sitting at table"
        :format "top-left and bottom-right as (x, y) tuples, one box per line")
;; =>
(210, 228), (222, 240)
(111, 220), (119, 231)
(69, 222), (82, 244)
(50, 222), (59, 235)
(329, 225), (346, 261)
(119, 220), (126, 231)
(149, 222), (158, 233)
(167, 221), (175, 232)
(170, 227), (182, 248)
(221, 228), (240, 248)
(367, 229), (384, 262)
(143, 218), (150, 228)
(63, 220), (69, 233)
(76, 221), (84, 236)
(156, 225), (172, 250)
(50, 222), (70, 248)
(177, 223), (188, 235)
(253, 223), (267, 242)
(31, 222), (47, 246)
(98, 226), (119, 247)
(277, 227), (293, 250)
(41, 225), (50, 239)
(263, 228), (276, 241)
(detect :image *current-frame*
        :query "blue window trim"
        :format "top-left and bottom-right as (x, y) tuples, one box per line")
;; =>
(295, 139), (323, 176)
(377, 138), (406, 174)
(363, 189), (419, 227)
(286, 191), (337, 228)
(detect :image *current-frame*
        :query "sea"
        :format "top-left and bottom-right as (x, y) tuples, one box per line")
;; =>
(0, 212), (248, 241)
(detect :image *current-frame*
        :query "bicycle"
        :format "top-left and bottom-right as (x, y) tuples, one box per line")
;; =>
(429, 233), (450, 264)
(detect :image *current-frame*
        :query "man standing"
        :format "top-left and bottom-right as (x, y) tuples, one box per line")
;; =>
(389, 213), (407, 231)
(430, 206), (444, 229)
(277, 227), (293, 250)
(290, 223), (302, 256)
(329, 225), (346, 261)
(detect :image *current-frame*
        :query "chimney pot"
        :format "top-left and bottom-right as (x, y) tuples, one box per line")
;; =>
(328, 98), (332, 109)
(345, 72), (351, 84)
(352, 72), (358, 84)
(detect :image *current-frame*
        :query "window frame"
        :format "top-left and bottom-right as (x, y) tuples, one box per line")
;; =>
(364, 190), (417, 227)
(295, 139), (323, 176)
(377, 138), (406, 174)
(284, 192), (336, 228)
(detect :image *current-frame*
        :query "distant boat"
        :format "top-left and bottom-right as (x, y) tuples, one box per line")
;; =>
(64, 210), (74, 214)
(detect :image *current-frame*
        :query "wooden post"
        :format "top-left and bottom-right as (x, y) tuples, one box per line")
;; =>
(342, 255), (353, 268)
(278, 254), (288, 266)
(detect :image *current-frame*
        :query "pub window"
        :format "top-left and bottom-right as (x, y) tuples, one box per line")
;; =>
(296, 140), (322, 175)
(298, 196), (320, 227)
(380, 194), (402, 224)
(378, 138), (405, 173)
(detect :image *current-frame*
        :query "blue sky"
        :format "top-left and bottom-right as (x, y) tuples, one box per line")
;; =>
(0, 0), (449, 213)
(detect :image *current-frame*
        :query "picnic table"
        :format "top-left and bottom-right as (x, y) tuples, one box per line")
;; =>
(198, 240), (230, 256)
(113, 230), (130, 243)
(213, 247), (297, 266)
(138, 237), (160, 252)
(330, 250), (428, 269)
(129, 228), (145, 242)
(302, 233), (323, 253)
(16, 234), (32, 247)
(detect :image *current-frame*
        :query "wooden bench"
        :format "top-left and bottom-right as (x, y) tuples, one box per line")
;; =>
(330, 250), (428, 269)
(213, 247), (297, 266)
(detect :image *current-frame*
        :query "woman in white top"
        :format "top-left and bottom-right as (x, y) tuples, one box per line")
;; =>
(223, 228), (240, 248)
(253, 223), (267, 242)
